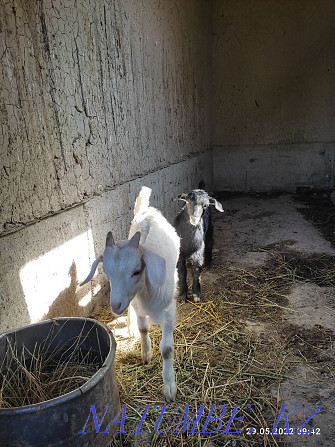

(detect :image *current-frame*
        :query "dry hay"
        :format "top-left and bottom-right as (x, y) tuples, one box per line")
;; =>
(92, 248), (335, 446)
(0, 324), (102, 408)
(91, 305), (116, 325)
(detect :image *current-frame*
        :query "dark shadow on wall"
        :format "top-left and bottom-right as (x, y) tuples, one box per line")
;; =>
(0, 270), (31, 334)
(43, 262), (110, 320)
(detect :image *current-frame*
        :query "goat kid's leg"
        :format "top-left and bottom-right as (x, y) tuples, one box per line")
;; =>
(160, 321), (176, 403)
(204, 223), (214, 268)
(137, 316), (152, 364)
(191, 263), (203, 302)
(177, 256), (188, 301)
(127, 304), (139, 337)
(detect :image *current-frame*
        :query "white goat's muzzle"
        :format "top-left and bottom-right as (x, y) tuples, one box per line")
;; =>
(111, 296), (129, 315)
(111, 302), (128, 315)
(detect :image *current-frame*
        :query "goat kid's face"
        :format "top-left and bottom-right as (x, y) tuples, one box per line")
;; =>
(179, 190), (223, 226)
(186, 199), (209, 226)
(103, 236), (144, 315)
(80, 231), (166, 316)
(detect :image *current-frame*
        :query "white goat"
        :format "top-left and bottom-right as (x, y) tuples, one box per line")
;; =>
(81, 186), (180, 402)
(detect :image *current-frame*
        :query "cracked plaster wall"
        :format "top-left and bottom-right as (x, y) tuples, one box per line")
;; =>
(1, 0), (211, 235)
(0, 0), (212, 331)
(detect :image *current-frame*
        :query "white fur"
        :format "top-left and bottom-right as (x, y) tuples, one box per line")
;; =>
(128, 188), (180, 402)
(81, 186), (180, 402)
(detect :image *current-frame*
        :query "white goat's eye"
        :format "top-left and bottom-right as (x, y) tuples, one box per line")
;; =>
(132, 270), (141, 277)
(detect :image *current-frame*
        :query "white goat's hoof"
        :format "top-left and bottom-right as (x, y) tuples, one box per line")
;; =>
(193, 294), (201, 303)
(164, 381), (177, 403)
(142, 349), (153, 364)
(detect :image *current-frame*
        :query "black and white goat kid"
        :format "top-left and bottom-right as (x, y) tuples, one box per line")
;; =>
(174, 183), (223, 302)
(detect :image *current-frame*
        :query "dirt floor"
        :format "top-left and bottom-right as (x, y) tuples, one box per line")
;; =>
(93, 192), (335, 447)
(211, 191), (335, 447)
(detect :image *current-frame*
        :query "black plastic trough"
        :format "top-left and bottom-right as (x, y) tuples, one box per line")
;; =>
(0, 317), (120, 447)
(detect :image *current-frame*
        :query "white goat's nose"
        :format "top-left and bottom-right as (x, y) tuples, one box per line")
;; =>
(112, 302), (122, 313)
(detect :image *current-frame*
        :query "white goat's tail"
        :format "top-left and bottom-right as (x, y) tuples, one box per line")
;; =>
(134, 186), (152, 215)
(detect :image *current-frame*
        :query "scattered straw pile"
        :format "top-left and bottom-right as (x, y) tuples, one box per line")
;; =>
(92, 248), (335, 446)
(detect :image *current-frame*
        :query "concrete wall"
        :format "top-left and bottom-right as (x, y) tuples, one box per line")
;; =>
(212, 0), (335, 192)
(0, 0), (212, 332)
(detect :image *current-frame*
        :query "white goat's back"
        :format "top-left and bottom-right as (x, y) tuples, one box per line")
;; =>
(130, 207), (179, 267)
(129, 187), (180, 321)
(130, 187), (180, 268)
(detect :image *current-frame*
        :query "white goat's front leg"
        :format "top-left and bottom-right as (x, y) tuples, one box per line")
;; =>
(160, 321), (176, 403)
(137, 316), (152, 364)
(127, 304), (139, 337)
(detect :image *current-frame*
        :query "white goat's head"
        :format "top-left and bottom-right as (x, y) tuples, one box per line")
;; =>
(178, 189), (224, 226)
(80, 231), (166, 315)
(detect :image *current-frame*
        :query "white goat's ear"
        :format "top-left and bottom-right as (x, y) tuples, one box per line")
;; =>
(106, 232), (115, 247)
(80, 255), (103, 286)
(142, 248), (166, 289)
(209, 197), (224, 212)
(129, 231), (141, 247)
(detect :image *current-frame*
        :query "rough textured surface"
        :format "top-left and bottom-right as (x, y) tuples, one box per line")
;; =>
(2, 0), (335, 334)
(212, 0), (335, 146)
(213, 143), (334, 192)
(0, 0), (211, 235)
(212, 0), (335, 191)
(0, 205), (95, 331)
(0, 0), (212, 332)
(216, 194), (335, 263)
(0, 152), (212, 332)
(210, 194), (335, 446)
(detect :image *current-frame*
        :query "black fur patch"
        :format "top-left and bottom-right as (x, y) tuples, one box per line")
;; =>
(162, 346), (173, 360)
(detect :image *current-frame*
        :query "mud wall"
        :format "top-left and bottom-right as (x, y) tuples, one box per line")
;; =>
(212, 0), (335, 192)
(0, 0), (212, 331)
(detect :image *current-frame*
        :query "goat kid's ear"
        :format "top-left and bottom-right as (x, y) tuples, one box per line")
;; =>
(128, 231), (141, 247)
(106, 232), (115, 247)
(80, 255), (103, 286)
(209, 197), (224, 212)
(178, 193), (188, 202)
(142, 248), (166, 289)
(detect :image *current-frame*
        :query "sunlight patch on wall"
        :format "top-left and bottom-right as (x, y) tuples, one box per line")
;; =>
(20, 230), (96, 321)
(78, 285), (101, 307)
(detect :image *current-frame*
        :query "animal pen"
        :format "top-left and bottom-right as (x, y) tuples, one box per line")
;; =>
(0, 1), (335, 446)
